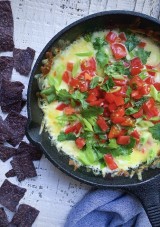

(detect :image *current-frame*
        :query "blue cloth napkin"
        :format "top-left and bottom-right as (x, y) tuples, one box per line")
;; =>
(65, 189), (151, 227)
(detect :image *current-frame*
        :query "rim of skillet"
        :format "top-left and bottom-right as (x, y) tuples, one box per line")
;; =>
(27, 10), (160, 188)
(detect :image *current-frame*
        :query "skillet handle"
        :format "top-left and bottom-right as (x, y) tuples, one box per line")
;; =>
(126, 178), (160, 227)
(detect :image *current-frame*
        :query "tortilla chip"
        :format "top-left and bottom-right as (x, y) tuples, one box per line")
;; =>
(17, 141), (43, 160)
(5, 169), (16, 178)
(4, 111), (27, 146)
(0, 207), (9, 227)
(0, 56), (13, 81)
(0, 1), (14, 51)
(0, 116), (11, 144)
(0, 145), (16, 162)
(10, 204), (39, 227)
(0, 79), (25, 113)
(0, 179), (26, 212)
(11, 154), (37, 182)
(13, 47), (35, 76)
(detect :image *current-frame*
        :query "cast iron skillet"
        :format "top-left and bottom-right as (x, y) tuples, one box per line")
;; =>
(26, 11), (160, 226)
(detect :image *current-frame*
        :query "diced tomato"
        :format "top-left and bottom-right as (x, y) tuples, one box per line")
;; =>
(129, 75), (144, 89)
(56, 103), (69, 111)
(87, 93), (97, 102)
(65, 122), (82, 134)
(131, 130), (140, 139)
(131, 90), (142, 100)
(139, 85), (150, 96)
(120, 116), (135, 127)
(143, 98), (155, 113)
(132, 108), (143, 118)
(154, 82), (160, 91)
(106, 31), (118, 43)
(117, 136), (130, 145)
(104, 154), (118, 170)
(113, 79), (127, 86)
(75, 137), (86, 149)
(62, 71), (70, 84)
(113, 86), (127, 97)
(103, 108), (110, 117)
(146, 65), (156, 76)
(145, 106), (159, 119)
(113, 106), (125, 117)
(97, 116), (108, 132)
(119, 32), (127, 42)
(70, 78), (79, 88)
(79, 81), (89, 92)
(130, 57), (143, 76)
(111, 116), (126, 124)
(89, 99), (104, 107)
(67, 62), (73, 72)
(111, 43), (127, 60)
(114, 96), (125, 106)
(64, 106), (75, 115)
(108, 125), (122, 139)
(108, 103), (117, 112)
(105, 93), (115, 103)
(81, 57), (96, 72)
(124, 102), (132, 109)
(138, 42), (146, 48)
(84, 72), (92, 81)
(88, 87), (100, 97)
(145, 77), (155, 85)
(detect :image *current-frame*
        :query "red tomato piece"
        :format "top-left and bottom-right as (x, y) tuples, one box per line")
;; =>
(81, 57), (96, 72)
(119, 32), (127, 42)
(111, 43), (127, 60)
(114, 96), (125, 106)
(97, 116), (108, 132)
(70, 78), (79, 88)
(56, 103), (69, 111)
(113, 106), (125, 117)
(130, 57), (143, 76)
(88, 87), (100, 97)
(146, 65), (156, 76)
(106, 31), (118, 43)
(131, 130), (140, 139)
(108, 103), (117, 112)
(117, 136), (130, 145)
(131, 90), (142, 100)
(111, 116), (126, 124)
(145, 77), (155, 85)
(62, 71), (70, 84)
(132, 108), (143, 119)
(103, 108), (110, 117)
(108, 125), (121, 139)
(139, 85), (150, 96)
(64, 107), (75, 115)
(104, 154), (118, 170)
(79, 81), (89, 92)
(75, 138), (86, 149)
(86, 93), (97, 102)
(154, 82), (160, 91)
(143, 98), (155, 113)
(89, 99), (104, 107)
(65, 122), (82, 134)
(129, 75), (144, 89)
(67, 62), (73, 72)
(138, 42), (146, 48)
(120, 116), (135, 127)
(113, 86), (127, 97)
(113, 79), (127, 86)
(105, 93), (115, 103)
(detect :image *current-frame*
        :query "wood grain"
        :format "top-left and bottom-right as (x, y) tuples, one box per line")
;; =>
(0, 0), (159, 226)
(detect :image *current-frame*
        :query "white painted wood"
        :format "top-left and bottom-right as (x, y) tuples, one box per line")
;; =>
(0, 0), (159, 226)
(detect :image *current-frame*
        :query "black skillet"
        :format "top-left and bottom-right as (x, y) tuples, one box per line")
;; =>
(26, 11), (160, 226)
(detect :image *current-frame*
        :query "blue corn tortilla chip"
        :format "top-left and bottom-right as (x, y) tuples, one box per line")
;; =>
(4, 111), (27, 147)
(17, 141), (43, 160)
(0, 207), (9, 227)
(5, 169), (16, 178)
(13, 47), (35, 76)
(0, 116), (11, 144)
(0, 79), (25, 113)
(11, 154), (37, 182)
(0, 1), (14, 51)
(10, 204), (39, 227)
(0, 56), (13, 81)
(0, 179), (26, 212)
(0, 145), (16, 162)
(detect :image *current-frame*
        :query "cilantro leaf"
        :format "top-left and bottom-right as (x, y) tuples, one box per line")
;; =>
(57, 89), (71, 102)
(139, 72), (148, 80)
(81, 106), (103, 118)
(96, 49), (109, 68)
(126, 87), (132, 97)
(149, 123), (160, 141)
(134, 48), (151, 64)
(71, 90), (88, 109)
(57, 132), (76, 141)
(101, 77), (115, 92)
(84, 33), (92, 42)
(90, 76), (100, 89)
(134, 97), (149, 108)
(104, 61), (125, 78)
(92, 37), (106, 50)
(125, 34), (140, 51)
(108, 139), (119, 149)
(125, 107), (139, 115)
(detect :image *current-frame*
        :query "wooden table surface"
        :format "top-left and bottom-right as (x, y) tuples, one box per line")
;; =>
(0, 0), (160, 226)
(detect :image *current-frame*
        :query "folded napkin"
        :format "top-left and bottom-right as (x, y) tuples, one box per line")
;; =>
(65, 189), (151, 227)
